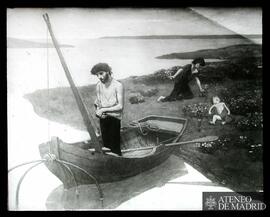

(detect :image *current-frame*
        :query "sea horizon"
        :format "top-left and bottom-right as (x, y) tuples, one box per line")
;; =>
(7, 36), (261, 95)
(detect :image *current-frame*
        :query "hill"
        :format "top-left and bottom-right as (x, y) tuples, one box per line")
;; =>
(156, 44), (262, 60)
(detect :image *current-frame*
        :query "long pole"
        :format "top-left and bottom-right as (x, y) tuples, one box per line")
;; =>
(42, 13), (102, 153)
(100, 136), (219, 153)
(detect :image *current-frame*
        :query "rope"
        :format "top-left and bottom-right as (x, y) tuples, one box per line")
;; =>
(129, 121), (160, 136)
(9, 154), (104, 210)
(43, 153), (103, 202)
(8, 160), (45, 173)
(56, 161), (79, 197)
(15, 161), (45, 210)
(56, 159), (104, 207)
(137, 122), (148, 136)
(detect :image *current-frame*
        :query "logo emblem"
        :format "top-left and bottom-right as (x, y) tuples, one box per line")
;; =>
(205, 195), (217, 210)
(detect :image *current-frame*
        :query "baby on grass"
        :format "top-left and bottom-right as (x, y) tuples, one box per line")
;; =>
(208, 96), (231, 125)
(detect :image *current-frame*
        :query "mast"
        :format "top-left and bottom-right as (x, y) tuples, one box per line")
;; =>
(43, 13), (102, 153)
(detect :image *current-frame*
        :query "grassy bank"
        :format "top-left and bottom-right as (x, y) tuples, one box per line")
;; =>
(25, 44), (263, 192)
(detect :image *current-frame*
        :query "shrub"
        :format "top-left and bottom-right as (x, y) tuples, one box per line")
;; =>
(128, 93), (145, 104)
(236, 112), (263, 130)
(182, 103), (211, 119)
(219, 87), (262, 115)
(132, 66), (182, 85)
(132, 69), (170, 85)
(138, 88), (159, 97)
(199, 134), (263, 161)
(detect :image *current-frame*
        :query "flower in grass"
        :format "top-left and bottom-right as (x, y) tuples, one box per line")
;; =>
(183, 103), (211, 119)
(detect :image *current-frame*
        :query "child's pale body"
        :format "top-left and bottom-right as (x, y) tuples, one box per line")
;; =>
(214, 102), (227, 114)
(209, 96), (230, 125)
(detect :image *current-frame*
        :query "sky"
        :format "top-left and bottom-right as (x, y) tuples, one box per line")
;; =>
(191, 7), (262, 35)
(7, 8), (262, 41)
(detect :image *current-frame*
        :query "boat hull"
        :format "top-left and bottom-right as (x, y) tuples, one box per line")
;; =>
(39, 116), (187, 188)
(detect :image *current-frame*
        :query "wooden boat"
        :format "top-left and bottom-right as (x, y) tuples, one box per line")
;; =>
(39, 115), (187, 189)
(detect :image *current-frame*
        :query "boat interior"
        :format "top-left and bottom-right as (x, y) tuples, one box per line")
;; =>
(84, 127), (177, 158)
(67, 116), (186, 158)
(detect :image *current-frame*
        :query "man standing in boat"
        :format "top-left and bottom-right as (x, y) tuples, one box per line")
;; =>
(91, 63), (124, 156)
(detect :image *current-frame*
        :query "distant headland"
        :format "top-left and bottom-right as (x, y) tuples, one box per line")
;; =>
(7, 37), (74, 48)
(156, 44), (262, 60)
